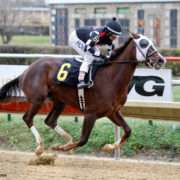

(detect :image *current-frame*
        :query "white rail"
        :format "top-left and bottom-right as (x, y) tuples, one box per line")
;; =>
(0, 53), (81, 59)
(0, 53), (180, 86)
(172, 79), (180, 86)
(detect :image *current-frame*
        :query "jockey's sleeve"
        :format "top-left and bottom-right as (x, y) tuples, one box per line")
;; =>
(84, 31), (100, 55)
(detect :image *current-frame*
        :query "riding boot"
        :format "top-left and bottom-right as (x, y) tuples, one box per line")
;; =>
(77, 71), (89, 89)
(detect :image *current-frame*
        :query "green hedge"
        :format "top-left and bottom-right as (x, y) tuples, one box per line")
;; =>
(160, 49), (180, 76)
(160, 48), (180, 56)
(0, 45), (77, 65)
(0, 45), (180, 76)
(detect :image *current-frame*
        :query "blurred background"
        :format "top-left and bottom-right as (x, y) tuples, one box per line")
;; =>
(0, 0), (179, 48)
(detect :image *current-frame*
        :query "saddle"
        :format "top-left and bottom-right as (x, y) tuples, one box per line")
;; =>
(54, 58), (105, 87)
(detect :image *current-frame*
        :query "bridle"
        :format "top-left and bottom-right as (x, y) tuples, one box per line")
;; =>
(105, 34), (160, 66)
(92, 33), (165, 68)
(135, 40), (157, 60)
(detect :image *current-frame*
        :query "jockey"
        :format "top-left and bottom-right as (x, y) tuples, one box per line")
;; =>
(69, 17), (122, 89)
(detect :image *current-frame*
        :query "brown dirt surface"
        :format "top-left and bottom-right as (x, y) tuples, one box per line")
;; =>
(0, 150), (180, 180)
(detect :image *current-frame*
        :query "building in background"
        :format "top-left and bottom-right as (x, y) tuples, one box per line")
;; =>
(0, 0), (49, 36)
(46, 0), (180, 48)
(16, 7), (49, 35)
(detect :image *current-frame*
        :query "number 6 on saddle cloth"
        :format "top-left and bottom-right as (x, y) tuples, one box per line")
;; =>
(54, 58), (104, 88)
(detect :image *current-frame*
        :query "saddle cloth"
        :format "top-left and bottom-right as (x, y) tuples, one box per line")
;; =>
(54, 58), (104, 87)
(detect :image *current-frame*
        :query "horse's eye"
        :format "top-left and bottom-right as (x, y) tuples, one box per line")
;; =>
(139, 39), (149, 48)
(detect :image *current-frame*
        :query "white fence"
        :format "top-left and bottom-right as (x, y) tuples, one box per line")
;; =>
(0, 53), (180, 86)
(0, 53), (81, 59)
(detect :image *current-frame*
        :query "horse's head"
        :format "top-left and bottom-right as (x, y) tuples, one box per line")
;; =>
(131, 33), (166, 69)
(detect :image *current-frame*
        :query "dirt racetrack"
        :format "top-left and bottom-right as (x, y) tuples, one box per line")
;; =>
(0, 150), (179, 180)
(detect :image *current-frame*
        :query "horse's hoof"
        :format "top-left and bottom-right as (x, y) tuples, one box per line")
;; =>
(35, 145), (44, 156)
(101, 144), (114, 153)
(51, 145), (60, 151)
(29, 154), (56, 166)
(51, 145), (65, 152)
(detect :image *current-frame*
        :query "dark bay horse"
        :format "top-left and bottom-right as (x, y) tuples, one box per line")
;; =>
(0, 33), (166, 155)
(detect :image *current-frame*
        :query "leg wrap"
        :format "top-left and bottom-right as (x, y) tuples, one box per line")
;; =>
(78, 71), (86, 81)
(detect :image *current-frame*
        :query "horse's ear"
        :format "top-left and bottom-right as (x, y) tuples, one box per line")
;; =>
(129, 32), (139, 39)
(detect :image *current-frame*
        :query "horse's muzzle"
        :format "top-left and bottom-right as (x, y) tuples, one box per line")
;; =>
(154, 56), (167, 70)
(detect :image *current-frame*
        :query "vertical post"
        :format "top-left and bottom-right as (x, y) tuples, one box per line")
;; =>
(7, 114), (11, 121)
(148, 120), (153, 126)
(114, 125), (121, 159)
(74, 116), (79, 123)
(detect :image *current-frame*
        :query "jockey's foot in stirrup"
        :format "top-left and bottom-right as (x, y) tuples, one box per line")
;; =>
(77, 55), (105, 89)
(68, 17), (122, 89)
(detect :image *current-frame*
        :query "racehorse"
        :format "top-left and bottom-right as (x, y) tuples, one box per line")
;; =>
(0, 33), (166, 155)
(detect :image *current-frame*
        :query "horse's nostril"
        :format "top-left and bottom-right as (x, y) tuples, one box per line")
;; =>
(159, 58), (163, 63)
(161, 58), (166, 64)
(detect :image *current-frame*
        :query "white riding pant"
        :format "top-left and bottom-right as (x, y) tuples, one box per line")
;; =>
(69, 31), (101, 73)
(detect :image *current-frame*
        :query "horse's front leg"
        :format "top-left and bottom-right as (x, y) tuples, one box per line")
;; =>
(102, 111), (131, 153)
(52, 114), (97, 152)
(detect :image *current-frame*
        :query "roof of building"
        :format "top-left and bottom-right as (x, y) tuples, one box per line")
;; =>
(46, 0), (180, 5)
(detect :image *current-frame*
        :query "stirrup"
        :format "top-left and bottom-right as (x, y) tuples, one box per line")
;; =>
(77, 81), (89, 89)
(77, 87), (85, 111)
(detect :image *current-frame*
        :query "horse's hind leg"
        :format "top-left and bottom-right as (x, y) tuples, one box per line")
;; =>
(23, 98), (45, 156)
(44, 101), (73, 144)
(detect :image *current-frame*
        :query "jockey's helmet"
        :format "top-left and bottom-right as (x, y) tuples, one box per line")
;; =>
(104, 17), (122, 36)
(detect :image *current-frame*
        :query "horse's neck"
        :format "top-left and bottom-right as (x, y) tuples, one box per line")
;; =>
(111, 43), (137, 94)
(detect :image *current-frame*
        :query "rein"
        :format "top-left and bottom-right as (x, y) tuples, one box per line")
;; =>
(93, 60), (140, 67)
(105, 59), (140, 65)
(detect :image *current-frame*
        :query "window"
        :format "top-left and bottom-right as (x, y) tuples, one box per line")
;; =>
(95, 8), (106, 15)
(56, 8), (68, 45)
(170, 9), (177, 48)
(75, 18), (80, 28)
(84, 19), (96, 26)
(138, 9), (144, 20)
(74, 8), (86, 14)
(100, 18), (111, 26)
(118, 19), (130, 44)
(119, 19), (130, 33)
(117, 7), (129, 15)
(137, 9), (144, 34)
(153, 17), (161, 47)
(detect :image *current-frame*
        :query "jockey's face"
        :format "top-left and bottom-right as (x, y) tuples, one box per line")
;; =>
(109, 34), (118, 41)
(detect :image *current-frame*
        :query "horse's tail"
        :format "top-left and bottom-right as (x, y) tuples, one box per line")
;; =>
(0, 77), (20, 100)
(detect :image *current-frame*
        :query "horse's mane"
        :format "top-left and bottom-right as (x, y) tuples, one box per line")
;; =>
(109, 37), (133, 61)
